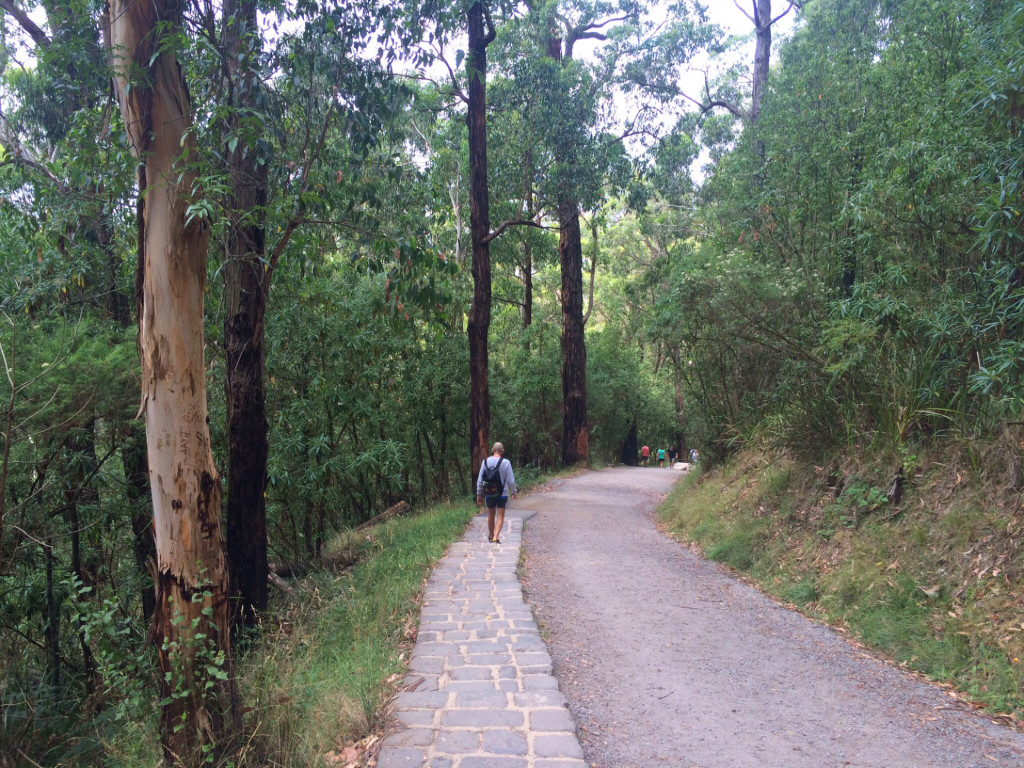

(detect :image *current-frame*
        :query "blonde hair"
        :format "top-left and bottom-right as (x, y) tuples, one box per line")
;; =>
(492, 442), (504, 454)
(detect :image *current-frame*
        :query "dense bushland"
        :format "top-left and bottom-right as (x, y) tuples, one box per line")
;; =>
(1, 0), (1022, 763)
(643, 0), (1024, 468)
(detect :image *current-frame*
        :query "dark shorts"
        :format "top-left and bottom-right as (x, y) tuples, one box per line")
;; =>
(484, 495), (508, 509)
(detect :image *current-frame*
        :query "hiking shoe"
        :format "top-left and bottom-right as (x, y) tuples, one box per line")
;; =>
(490, 537), (500, 544)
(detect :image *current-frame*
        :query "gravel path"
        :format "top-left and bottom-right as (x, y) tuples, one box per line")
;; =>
(520, 466), (1024, 768)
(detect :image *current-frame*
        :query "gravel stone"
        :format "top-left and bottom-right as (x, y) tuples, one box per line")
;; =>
(521, 467), (1024, 768)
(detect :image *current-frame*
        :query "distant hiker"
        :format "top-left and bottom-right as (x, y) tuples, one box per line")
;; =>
(657, 447), (666, 468)
(640, 444), (650, 466)
(667, 445), (677, 465)
(476, 442), (517, 544)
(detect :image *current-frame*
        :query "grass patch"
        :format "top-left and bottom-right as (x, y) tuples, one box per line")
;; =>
(235, 502), (476, 766)
(103, 500), (477, 768)
(660, 449), (1024, 721)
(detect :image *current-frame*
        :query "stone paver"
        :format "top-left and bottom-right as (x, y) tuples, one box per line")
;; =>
(377, 512), (585, 768)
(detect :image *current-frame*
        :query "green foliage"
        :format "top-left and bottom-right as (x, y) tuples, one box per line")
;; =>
(632, 0), (1024, 459)
(660, 453), (1024, 719)
(231, 501), (476, 767)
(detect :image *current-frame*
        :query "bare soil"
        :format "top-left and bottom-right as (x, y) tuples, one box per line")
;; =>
(519, 466), (1024, 768)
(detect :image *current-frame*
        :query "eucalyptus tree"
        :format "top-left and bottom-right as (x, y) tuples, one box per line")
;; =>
(496, 0), (714, 465)
(388, 0), (537, 483)
(208, 0), (400, 629)
(105, 0), (238, 758)
(466, 0), (499, 481)
(746, 0), (803, 124)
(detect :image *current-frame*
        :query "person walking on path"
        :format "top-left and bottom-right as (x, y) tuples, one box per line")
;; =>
(667, 445), (677, 466)
(640, 444), (650, 466)
(476, 441), (517, 543)
(657, 446), (666, 467)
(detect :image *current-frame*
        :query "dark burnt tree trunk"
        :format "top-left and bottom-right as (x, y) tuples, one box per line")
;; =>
(65, 421), (98, 688)
(123, 422), (156, 620)
(521, 248), (533, 328)
(466, 0), (496, 484)
(222, 0), (270, 629)
(546, 23), (589, 467)
(45, 546), (61, 687)
(520, 148), (534, 328)
(558, 198), (589, 465)
(619, 418), (638, 466)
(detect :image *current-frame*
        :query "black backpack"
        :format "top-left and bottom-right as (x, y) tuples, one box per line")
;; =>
(481, 458), (505, 496)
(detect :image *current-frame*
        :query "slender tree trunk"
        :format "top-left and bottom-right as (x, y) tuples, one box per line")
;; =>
(521, 249), (533, 328)
(466, 0), (496, 484)
(673, 375), (687, 459)
(558, 199), (589, 465)
(106, 0), (238, 760)
(123, 422), (156, 620)
(521, 149), (534, 328)
(546, 29), (589, 467)
(222, 0), (270, 629)
(750, 0), (773, 125)
(65, 420), (98, 688)
(97, 196), (132, 325)
(620, 418), (638, 466)
(45, 546), (61, 688)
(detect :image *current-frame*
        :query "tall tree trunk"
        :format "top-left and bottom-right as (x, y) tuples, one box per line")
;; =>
(520, 248), (533, 328)
(619, 418), (638, 466)
(546, 28), (589, 467)
(45, 546), (61, 688)
(65, 420), (98, 689)
(466, 0), (496, 484)
(222, 0), (270, 629)
(97, 195), (132, 325)
(673, 375), (687, 459)
(558, 198), (589, 465)
(521, 148), (534, 328)
(750, 0), (773, 125)
(106, 0), (238, 760)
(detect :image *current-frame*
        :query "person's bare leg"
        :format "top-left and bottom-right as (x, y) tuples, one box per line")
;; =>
(492, 507), (506, 542)
(487, 508), (496, 540)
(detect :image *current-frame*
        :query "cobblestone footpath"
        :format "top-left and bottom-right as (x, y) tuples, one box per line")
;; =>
(376, 510), (586, 768)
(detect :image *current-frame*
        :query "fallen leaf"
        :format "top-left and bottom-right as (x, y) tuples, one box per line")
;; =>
(340, 745), (360, 762)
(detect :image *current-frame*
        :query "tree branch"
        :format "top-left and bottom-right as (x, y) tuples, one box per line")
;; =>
(482, 219), (546, 244)
(482, 2), (496, 45)
(0, 0), (50, 48)
(578, 14), (630, 34)
(265, 96), (337, 285)
(0, 116), (66, 192)
(429, 43), (469, 104)
(770, 2), (797, 27)
(732, 0), (756, 25)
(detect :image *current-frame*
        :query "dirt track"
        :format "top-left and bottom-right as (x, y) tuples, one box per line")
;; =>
(518, 466), (1024, 768)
